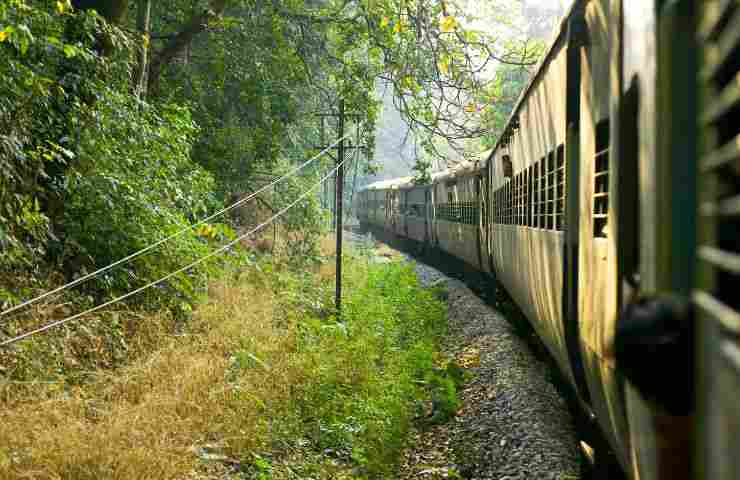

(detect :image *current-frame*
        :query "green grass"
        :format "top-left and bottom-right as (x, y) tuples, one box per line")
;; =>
(0, 247), (449, 479)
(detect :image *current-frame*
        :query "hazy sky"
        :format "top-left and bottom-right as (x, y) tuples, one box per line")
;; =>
(526, 0), (571, 8)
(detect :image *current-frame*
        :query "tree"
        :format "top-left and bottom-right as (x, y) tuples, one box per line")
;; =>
(71, 0), (129, 24)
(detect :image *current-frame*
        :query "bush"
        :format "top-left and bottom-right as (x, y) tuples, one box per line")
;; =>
(0, 2), (239, 312)
(61, 91), (225, 304)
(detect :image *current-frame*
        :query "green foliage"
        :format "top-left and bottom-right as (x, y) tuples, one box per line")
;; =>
(478, 63), (533, 148)
(412, 158), (433, 185)
(0, 1), (114, 267)
(282, 259), (447, 476)
(0, 1), (240, 311)
(425, 361), (465, 425)
(62, 90), (227, 303)
(0, 0), (540, 346)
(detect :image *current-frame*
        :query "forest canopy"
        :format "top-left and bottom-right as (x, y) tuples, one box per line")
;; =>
(0, 0), (549, 308)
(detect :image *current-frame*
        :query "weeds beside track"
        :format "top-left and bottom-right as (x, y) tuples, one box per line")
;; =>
(0, 245), (449, 479)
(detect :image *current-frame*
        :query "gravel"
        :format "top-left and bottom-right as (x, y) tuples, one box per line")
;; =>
(400, 253), (582, 480)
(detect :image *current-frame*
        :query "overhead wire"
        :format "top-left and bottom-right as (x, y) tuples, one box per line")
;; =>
(0, 134), (350, 319)
(0, 153), (354, 348)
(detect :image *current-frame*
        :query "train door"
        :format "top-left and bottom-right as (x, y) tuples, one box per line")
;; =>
(576, 0), (633, 470)
(403, 189), (409, 237)
(424, 188), (430, 245)
(388, 190), (394, 232)
(563, 3), (591, 408)
(475, 173), (486, 272)
(695, 2), (740, 478)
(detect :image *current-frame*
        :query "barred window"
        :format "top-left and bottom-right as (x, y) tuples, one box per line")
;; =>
(512, 174), (518, 225)
(556, 145), (566, 230)
(532, 162), (538, 227)
(436, 202), (479, 225)
(547, 151), (556, 230)
(527, 164), (534, 226)
(523, 168), (529, 226)
(516, 172), (524, 225)
(536, 158), (547, 228)
(594, 120), (610, 237)
(507, 180), (513, 225)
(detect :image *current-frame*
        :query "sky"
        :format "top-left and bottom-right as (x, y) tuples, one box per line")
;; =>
(526, 0), (571, 9)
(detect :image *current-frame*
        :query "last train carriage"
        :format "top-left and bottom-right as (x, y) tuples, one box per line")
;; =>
(355, 1), (739, 479)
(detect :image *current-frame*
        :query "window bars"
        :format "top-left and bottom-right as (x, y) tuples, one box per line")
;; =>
(594, 120), (610, 238)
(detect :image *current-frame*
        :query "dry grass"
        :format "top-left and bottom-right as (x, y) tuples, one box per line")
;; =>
(0, 271), (297, 479)
(0, 236), (444, 479)
(319, 234), (337, 256)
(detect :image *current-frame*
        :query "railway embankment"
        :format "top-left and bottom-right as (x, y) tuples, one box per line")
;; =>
(404, 263), (581, 479)
(349, 230), (581, 479)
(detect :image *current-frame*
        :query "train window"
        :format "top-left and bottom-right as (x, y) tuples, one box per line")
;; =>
(501, 182), (508, 225)
(524, 167), (530, 226)
(499, 186), (504, 224)
(532, 161), (540, 228)
(503, 181), (508, 225)
(509, 180), (514, 225)
(594, 119), (610, 237)
(511, 174), (519, 225)
(527, 164), (534, 227)
(516, 173), (521, 226)
(523, 172), (527, 226)
(536, 157), (547, 228)
(494, 188), (498, 224)
(522, 168), (527, 226)
(521, 171), (526, 226)
(507, 181), (512, 225)
(556, 145), (566, 230)
(533, 161), (540, 227)
(491, 190), (498, 223)
(518, 173), (523, 226)
(547, 150), (556, 230)
(541, 156), (548, 229)
(501, 182), (509, 225)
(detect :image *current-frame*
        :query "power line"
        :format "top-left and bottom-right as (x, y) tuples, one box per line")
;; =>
(0, 135), (350, 319)
(0, 155), (353, 348)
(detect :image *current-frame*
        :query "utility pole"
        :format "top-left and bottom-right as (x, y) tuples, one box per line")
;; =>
(335, 99), (345, 315)
(314, 100), (366, 316)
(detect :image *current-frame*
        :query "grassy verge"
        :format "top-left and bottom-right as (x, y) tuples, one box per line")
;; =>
(0, 246), (448, 479)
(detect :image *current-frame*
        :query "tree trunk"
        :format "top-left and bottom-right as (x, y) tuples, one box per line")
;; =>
(147, 0), (227, 95)
(134, 0), (152, 98)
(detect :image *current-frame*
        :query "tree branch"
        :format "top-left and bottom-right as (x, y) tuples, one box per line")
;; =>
(147, 0), (227, 95)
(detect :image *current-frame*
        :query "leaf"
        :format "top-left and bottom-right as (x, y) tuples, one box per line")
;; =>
(437, 56), (450, 75)
(0, 28), (11, 43)
(440, 15), (458, 33)
(63, 44), (77, 58)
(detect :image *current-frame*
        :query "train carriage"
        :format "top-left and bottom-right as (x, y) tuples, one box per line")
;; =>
(354, 1), (739, 478)
(432, 159), (487, 270)
(400, 184), (431, 244)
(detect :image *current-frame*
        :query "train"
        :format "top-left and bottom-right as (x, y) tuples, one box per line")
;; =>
(354, 1), (739, 479)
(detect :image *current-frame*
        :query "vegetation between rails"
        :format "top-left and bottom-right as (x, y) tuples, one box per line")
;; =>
(0, 246), (451, 479)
